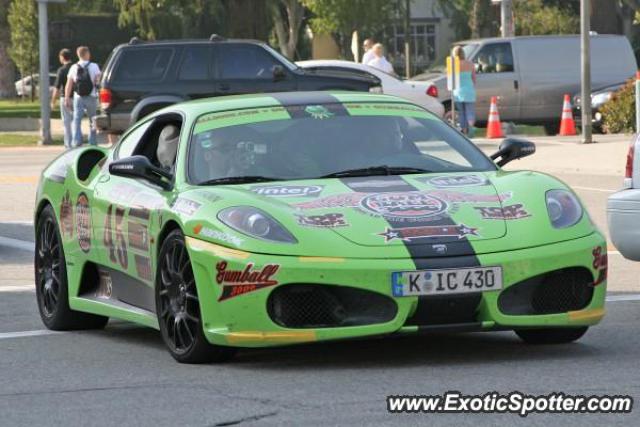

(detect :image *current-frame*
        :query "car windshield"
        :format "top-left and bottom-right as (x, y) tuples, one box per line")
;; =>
(188, 102), (496, 185)
(262, 44), (299, 71)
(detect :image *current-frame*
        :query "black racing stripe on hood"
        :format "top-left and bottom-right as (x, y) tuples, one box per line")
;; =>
(340, 176), (482, 325)
(268, 92), (349, 118)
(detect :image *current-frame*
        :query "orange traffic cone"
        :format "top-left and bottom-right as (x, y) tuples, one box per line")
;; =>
(559, 94), (577, 136)
(486, 96), (504, 139)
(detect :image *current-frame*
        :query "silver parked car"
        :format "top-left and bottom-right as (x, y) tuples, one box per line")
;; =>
(608, 134), (640, 260)
(419, 35), (637, 134)
(15, 73), (56, 97)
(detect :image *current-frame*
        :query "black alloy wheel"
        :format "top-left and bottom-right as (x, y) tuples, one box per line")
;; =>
(156, 229), (236, 363)
(35, 205), (108, 330)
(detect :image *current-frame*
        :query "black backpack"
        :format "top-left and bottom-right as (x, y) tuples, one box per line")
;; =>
(74, 63), (93, 96)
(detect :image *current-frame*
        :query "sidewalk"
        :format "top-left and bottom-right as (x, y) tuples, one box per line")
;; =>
(0, 117), (108, 145)
(474, 133), (633, 176)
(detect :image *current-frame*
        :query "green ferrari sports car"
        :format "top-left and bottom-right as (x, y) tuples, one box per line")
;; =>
(34, 91), (608, 363)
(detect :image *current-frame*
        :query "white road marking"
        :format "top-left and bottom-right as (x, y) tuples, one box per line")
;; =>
(0, 221), (33, 225)
(0, 330), (61, 340)
(0, 236), (34, 252)
(572, 186), (616, 193)
(0, 285), (34, 293)
(606, 294), (640, 302)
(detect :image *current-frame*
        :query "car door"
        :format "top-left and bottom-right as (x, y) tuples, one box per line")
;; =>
(470, 42), (521, 122)
(175, 45), (215, 100)
(92, 118), (169, 294)
(213, 43), (297, 95)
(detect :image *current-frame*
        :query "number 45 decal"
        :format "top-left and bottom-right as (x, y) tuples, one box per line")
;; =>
(103, 204), (128, 269)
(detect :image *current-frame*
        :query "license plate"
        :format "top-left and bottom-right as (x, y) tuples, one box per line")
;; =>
(391, 266), (502, 297)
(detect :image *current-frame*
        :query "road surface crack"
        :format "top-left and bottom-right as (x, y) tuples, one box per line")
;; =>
(212, 411), (278, 426)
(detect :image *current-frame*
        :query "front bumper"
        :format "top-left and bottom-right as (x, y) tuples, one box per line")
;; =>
(186, 233), (607, 348)
(608, 189), (640, 261)
(573, 106), (604, 130)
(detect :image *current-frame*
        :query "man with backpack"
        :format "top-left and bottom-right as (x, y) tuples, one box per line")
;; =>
(64, 46), (101, 147)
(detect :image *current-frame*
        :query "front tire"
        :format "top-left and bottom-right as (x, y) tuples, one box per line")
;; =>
(35, 205), (108, 330)
(156, 229), (236, 363)
(515, 326), (588, 344)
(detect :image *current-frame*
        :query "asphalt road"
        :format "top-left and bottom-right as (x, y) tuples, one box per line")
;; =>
(1, 140), (639, 426)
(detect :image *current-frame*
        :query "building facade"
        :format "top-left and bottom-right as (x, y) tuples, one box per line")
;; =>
(384, 0), (457, 75)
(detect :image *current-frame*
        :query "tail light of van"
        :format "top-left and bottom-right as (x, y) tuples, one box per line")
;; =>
(624, 141), (635, 189)
(99, 88), (112, 110)
(426, 85), (438, 98)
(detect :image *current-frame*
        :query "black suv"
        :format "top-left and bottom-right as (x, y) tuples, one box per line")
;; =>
(97, 36), (380, 133)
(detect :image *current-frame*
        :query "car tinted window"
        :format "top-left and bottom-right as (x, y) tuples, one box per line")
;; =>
(114, 48), (173, 81)
(188, 103), (495, 184)
(218, 45), (279, 79)
(116, 120), (154, 159)
(178, 46), (210, 81)
(474, 43), (514, 73)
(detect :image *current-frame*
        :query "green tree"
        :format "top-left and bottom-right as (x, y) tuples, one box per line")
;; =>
(436, 0), (472, 40)
(8, 0), (39, 100)
(514, 0), (579, 35)
(114, 0), (277, 41)
(0, 0), (17, 98)
(270, 0), (305, 59)
(113, 0), (162, 39)
(302, 0), (399, 58)
(438, 0), (496, 40)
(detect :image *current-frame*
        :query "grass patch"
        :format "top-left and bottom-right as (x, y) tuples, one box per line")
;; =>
(513, 125), (547, 137)
(0, 133), (63, 146)
(0, 99), (60, 118)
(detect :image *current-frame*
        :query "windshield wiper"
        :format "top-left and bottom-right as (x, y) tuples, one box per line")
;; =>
(320, 165), (431, 179)
(198, 176), (278, 185)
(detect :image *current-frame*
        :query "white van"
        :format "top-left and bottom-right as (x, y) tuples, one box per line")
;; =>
(423, 35), (637, 134)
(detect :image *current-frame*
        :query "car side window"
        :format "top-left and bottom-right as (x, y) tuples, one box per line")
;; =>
(218, 44), (280, 79)
(474, 43), (514, 74)
(178, 46), (210, 81)
(116, 120), (154, 159)
(114, 48), (173, 82)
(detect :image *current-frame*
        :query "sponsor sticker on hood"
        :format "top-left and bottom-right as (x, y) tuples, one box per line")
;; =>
(251, 184), (324, 198)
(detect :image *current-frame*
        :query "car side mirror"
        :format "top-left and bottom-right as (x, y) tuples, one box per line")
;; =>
(272, 65), (286, 81)
(490, 138), (536, 167)
(109, 155), (173, 190)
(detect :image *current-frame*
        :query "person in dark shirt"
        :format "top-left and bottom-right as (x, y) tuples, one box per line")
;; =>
(51, 49), (73, 148)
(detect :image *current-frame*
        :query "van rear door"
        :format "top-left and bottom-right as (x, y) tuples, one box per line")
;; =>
(470, 42), (520, 123)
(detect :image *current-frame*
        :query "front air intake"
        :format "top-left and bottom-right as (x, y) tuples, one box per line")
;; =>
(267, 284), (397, 328)
(498, 267), (594, 315)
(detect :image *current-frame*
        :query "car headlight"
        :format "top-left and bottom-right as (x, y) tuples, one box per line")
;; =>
(218, 206), (297, 243)
(591, 92), (612, 108)
(545, 189), (583, 228)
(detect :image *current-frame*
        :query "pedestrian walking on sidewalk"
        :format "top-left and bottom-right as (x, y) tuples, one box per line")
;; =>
(452, 45), (477, 136)
(51, 49), (73, 149)
(64, 46), (101, 147)
(366, 43), (395, 75)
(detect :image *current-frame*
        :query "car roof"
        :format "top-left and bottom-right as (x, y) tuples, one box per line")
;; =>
(456, 34), (627, 45)
(113, 37), (266, 51)
(159, 91), (412, 118)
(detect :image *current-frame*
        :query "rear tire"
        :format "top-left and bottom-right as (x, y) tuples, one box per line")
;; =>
(35, 205), (108, 330)
(156, 229), (236, 364)
(543, 122), (558, 136)
(515, 326), (588, 344)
